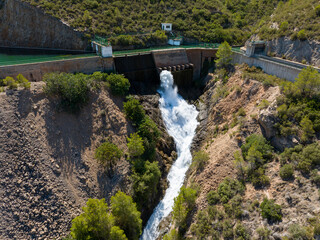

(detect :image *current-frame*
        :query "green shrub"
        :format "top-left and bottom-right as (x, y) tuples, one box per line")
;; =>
(215, 41), (232, 69)
(207, 190), (220, 205)
(280, 21), (289, 32)
(16, 74), (31, 89)
(95, 140), (123, 169)
(251, 168), (270, 188)
(280, 164), (294, 180)
(311, 170), (320, 186)
(111, 191), (142, 240)
(123, 97), (146, 125)
(43, 72), (90, 111)
(127, 133), (144, 158)
(106, 74), (130, 96)
(260, 198), (282, 222)
(258, 99), (270, 109)
(172, 187), (197, 230)
(218, 178), (245, 203)
(3, 76), (18, 89)
(234, 223), (250, 240)
(237, 107), (246, 117)
(132, 161), (161, 207)
(316, 5), (320, 17)
(256, 226), (271, 240)
(297, 29), (307, 41)
(138, 116), (160, 144)
(70, 198), (128, 240)
(191, 151), (209, 171)
(163, 229), (180, 240)
(288, 224), (313, 240)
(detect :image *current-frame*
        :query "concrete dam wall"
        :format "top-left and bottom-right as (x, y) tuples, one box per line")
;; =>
(0, 0), (89, 51)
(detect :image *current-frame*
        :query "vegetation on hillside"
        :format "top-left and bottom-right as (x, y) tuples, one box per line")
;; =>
(43, 72), (130, 111)
(22, 0), (282, 45)
(0, 74), (31, 91)
(257, 0), (320, 41)
(68, 192), (142, 240)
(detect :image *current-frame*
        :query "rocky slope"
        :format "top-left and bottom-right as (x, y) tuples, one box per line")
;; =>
(266, 37), (320, 68)
(184, 66), (320, 238)
(0, 83), (174, 239)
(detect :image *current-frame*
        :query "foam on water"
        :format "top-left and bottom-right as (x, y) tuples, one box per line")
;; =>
(141, 70), (199, 240)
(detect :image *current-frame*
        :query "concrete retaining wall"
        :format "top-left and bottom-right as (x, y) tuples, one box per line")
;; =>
(232, 52), (303, 82)
(0, 57), (114, 81)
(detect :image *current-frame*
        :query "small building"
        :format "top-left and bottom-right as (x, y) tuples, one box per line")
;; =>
(92, 41), (112, 58)
(161, 23), (172, 32)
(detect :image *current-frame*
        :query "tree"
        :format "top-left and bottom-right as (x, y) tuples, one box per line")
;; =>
(172, 187), (197, 230)
(279, 164), (294, 180)
(260, 198), (282, 222)
(132, 161), (161, 205)
(294, 66), (320, 99)
(215, 41), (232, 69)
(111, 191), (142, 240)
(300, 116), (315, 142)
(106, 74), (130, 96)
(191, 151), (209, 171)
(123, 97), (146, 125)
(70, 198), (115, 240)
(127, 133), (144, 158)
(95, 141), (123, 170)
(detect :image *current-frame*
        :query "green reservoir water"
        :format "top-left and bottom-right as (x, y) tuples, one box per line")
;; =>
(0, 50), (96, 66)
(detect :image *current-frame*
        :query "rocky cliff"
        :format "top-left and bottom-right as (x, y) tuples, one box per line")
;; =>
(266, 37), (320, 68)
(0, 0), (89, 51)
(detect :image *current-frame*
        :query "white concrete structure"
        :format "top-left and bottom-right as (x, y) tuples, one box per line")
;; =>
(161, 23), (172, 32)
(91, 41), (113, 58)
(168, 39), (181, 46)
(101, 46), (113, 58)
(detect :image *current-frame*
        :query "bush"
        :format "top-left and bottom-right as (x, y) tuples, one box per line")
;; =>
(218, 178), (245, 203)
(138, 116), (160, 144)
(288, 224), (313, 240)
(95, 140), (123, 169)
(111, 191), (142, 240)
(191, 151), (209, 171)
(16, 74), (31, 89)
(234, 223), (250, 240)
(163, 229), (180, 240)
(256, 227), (271, 240)
(251, 168), (270, 188)
(311, 170), (320, 186)
(3, 76), (18, 89)
(297, 29), (307, 41)
(106, 74), (130, 96)
(172, 187), (197, 230)
(132, 161), (161, 206)
(70, 198), (128, 240)
(207, 190), (220, 205)
(316, 5), (320, 16)
(43, 72), (90, 111)
(280, 164), (294, 180)
(260, 198), (282, 222)
(123, 97), (145, 125)
(127, 133), (144, 158)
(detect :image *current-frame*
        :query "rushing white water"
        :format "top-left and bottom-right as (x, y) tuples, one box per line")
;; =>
(141, 71), (199, 240)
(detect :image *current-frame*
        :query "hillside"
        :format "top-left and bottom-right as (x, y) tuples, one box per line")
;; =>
(21, 0), (281, 45)
(257, 0), (320, 41)
(0, 76), (176, 239)
(163, 64), (320, 239)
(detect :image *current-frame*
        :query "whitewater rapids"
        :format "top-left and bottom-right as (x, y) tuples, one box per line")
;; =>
(140, 70), (199, 240)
